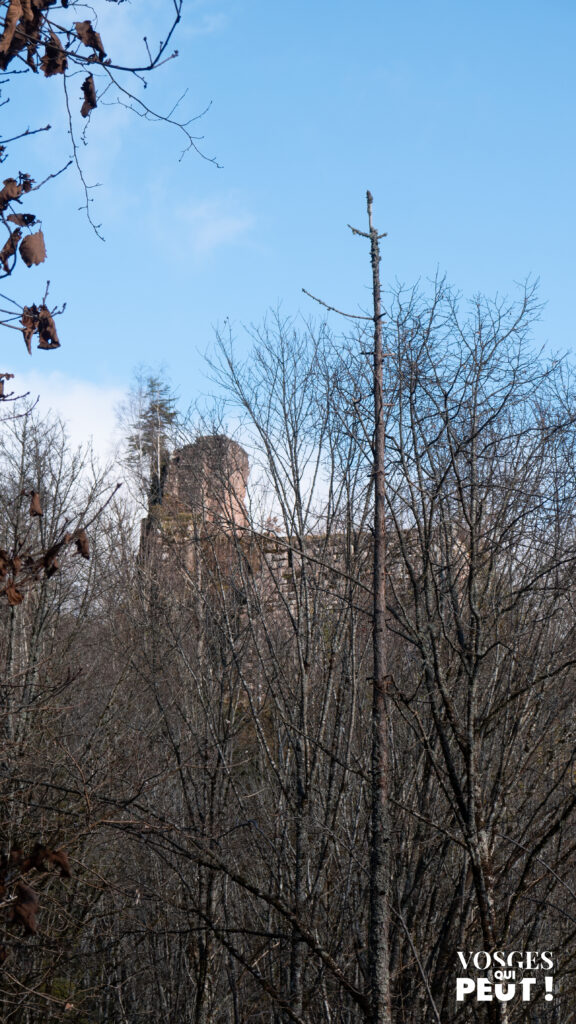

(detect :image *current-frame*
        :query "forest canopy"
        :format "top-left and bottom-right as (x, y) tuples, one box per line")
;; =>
(0, 280), (574, 1023)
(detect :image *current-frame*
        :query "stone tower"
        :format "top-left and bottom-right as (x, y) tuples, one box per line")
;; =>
(151, 435), (249, 535)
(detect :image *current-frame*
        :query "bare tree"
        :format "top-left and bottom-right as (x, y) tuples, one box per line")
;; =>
(0, 406), (124, 1021)
(363, 279), (576, 1023)
(94, 320), (377, 1022)
(12, 256), (572, 1023)
(182, 282), (575, 1023)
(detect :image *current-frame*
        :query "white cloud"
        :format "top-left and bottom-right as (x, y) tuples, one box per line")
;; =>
(185, 12), (228, 37)
(10, 371), (124, 465)
(180, 198), (255, 258)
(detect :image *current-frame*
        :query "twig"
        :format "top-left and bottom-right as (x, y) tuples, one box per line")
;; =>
(62, 74), (105, 239)
(31, 159), (73, 192)
(391, 904), (442, 1024)
(301, 288), (372, 321)
(0, 124), (51, 144)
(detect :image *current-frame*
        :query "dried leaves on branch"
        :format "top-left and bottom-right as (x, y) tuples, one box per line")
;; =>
(0, 410), (122, 1002)
(0, 0), (214, 385)
(0, 472), (118, 605)
(0, 521), (89, 603)
(21, 303), (59, 353)
(80, 73), (97, 118)
(1, 845), (72, 936)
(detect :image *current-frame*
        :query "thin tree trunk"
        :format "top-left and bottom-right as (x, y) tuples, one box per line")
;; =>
(352, 191), (393, 1024)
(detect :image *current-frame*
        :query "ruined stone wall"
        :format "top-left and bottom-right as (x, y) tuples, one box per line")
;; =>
(162, 435), (249, 532)
(140, 435), (250, 573)
(140, 435), (370, 620)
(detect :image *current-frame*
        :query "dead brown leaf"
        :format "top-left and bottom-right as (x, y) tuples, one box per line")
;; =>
(40, 30), (67, 76)
(74, 528), (90, 559)
(0, 178), (23, 211)
(0, 0), (23, 56)
(7, 213), (36, 227)
(47, 848), (72, 878)
(29, 490), (42, 516)
(21, 305), (36, 354)
(75, 20), (106, 60)
(0, 24), (28, 71)
(42, 537), (69, 574)
(0, 374), (14, 399)
(27, 843), (72, 878)
(80, 74), (97, 117)
(19, 229), (46, 267)
(19, 0), (44, 70)
(0, 228), (21, 272)
(37, 304), (60, 349)
(11, 882), (39, 935)
(5, 582), (23, 606)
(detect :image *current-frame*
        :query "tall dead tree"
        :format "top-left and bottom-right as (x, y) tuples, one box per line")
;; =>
(305, 191), (393, 1023)
(350, 192), (392, 1024)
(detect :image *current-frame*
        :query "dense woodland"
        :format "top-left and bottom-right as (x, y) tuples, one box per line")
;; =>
(0, 2), (575, 1022)
(0, 286), (574, 1023)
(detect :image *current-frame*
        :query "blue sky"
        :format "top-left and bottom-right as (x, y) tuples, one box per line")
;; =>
(3, 0), (576, 455)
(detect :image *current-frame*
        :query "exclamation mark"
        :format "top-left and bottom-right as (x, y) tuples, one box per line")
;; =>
(545, 977), (554, 1001)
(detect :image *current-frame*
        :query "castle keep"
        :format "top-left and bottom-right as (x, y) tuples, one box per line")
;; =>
(140, 434), (365, 618)
(160, 436), (250, 534)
